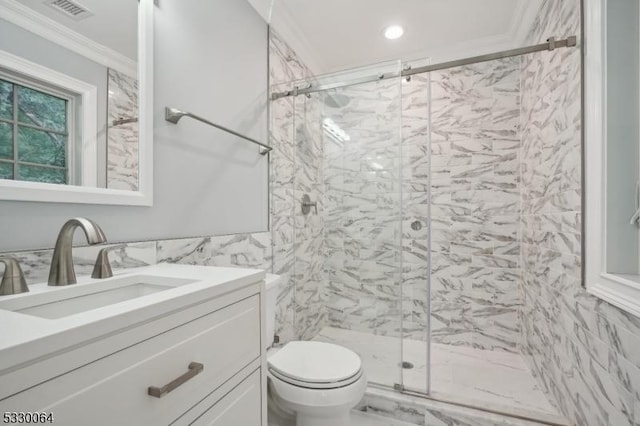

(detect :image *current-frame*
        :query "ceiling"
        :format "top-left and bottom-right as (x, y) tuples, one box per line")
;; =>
(249, 0), (543, 75)
(18, 0), (137, 60)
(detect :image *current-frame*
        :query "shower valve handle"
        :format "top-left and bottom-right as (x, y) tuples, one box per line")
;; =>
(301, 194), (318, 215)
(304, 202), (318, 214)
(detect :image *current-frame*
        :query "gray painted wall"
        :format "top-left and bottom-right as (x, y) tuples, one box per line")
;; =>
(0, 0), (269, 252)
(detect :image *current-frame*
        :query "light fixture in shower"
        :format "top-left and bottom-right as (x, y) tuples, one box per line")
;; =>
(323, 118), (351, 143)
(384, 25), (404, 40)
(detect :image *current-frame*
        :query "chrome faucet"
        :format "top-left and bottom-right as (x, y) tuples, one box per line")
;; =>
(48, 218), (107, 286)
(0, 257), (29, 295)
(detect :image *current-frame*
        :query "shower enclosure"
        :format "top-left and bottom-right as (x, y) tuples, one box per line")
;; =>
(312, 61), (415, 392)
(269, 33), (567, 422)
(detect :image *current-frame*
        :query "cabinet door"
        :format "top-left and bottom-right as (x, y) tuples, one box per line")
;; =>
(191, 370), (261, 426)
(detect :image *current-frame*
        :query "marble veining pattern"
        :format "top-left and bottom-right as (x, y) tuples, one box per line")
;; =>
(314, 326), (563, 422)
(156, 233), (271, 270)
(359, 387), (566, 426)
(293, 92), (326, 340)
(428, 57), (522, 353)
(401, 72), (431, 346)
(351, 410), (416, 426)
(0, 233), (270, 286)
(519, 1), (640, 425)
(107, 68), (139, 191)
(269, 30), (326, 342)
(1, 241), (156, 284)
(319, 56), (522, 354)
(322, 78), (404, 337)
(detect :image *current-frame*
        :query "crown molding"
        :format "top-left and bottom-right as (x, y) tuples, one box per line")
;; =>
(422, 0), (542, 66)
(0, 0), (137, 77)
(246, 0), (273, 24)
(266, 0), (543, 77)
(269, 1), (327, 75)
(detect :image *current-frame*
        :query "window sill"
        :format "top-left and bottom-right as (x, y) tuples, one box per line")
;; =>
(587, 273), (640, 317)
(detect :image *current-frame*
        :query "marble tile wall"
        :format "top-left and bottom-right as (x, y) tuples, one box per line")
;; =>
(520, 0), (640, 425)
(269, 30), (326, 342)
(401, 73), (431, 343)
(321, 58), (521, 353)
(0, 233), (270, 286)
(322, 79), (404, 336)
(270, 88), (298, 343)
(292, 94), (326, 340)
(106, 69), (139, 191)
(428, 58), (523, 352)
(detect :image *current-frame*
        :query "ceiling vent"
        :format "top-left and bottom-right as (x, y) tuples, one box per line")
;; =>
(44, 0), (93, 21)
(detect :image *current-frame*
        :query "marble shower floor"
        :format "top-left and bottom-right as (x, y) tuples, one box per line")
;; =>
(313, 327), (562, 421)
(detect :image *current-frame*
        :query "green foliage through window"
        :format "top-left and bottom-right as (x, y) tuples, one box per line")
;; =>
(0, 78), (68, 184)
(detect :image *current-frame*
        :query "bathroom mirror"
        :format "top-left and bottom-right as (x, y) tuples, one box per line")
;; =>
(0, 0), (153, 205)
(585, 0), (640, 316)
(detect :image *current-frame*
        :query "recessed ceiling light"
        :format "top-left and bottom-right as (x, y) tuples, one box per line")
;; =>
(384, 25), (404, 40)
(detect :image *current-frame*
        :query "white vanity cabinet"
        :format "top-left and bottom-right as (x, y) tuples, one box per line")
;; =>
(0, 265), (267, 426)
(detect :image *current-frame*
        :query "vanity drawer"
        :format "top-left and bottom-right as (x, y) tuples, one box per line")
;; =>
(190, 369), (261, 426)
(0, 295), (261, 425)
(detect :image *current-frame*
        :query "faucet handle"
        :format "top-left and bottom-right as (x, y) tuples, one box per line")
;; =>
(0, 256), (29, 295)
(49, 217), (108, 286)
(91, 244), (127, 279)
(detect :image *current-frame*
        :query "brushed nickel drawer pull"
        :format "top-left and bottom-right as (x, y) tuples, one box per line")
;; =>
(148, 362), (204, 398)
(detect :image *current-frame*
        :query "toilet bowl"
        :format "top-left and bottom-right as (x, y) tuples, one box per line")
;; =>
(264, 275), (367, 426)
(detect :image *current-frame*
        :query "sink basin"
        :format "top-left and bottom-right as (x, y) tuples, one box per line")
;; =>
(18, 283), (171, 319)
(0, 275), (197, 319)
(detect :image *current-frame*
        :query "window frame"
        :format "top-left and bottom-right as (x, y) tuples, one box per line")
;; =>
(0, 50), (97, 187)
(585, 0), (640, 317)
(0, 73), (77, 185)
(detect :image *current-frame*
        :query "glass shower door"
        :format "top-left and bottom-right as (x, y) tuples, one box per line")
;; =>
(300, 61), (405, 391)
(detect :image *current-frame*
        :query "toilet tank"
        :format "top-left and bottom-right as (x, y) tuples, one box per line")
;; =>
(264, 274), (281, 349)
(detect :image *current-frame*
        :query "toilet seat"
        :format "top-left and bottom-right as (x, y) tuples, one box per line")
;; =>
(270, 366), (363, 389)
(268, 341), (362, 390)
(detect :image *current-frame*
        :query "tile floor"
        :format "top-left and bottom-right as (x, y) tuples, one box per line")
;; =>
(314, 327), (561, 421)
(351, 410), (416, 426)
(268, 409), (414, 426)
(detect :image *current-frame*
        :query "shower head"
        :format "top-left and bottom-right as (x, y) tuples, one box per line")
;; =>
(324, 93), (351, 109)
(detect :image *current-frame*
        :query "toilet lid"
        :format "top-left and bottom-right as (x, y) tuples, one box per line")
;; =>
(268, 341), (362, 384)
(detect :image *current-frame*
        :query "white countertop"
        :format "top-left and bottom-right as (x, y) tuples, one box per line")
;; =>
(0, 263), (265, 375)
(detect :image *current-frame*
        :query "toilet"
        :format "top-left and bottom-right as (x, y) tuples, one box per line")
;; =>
(264, 274), (367, 426)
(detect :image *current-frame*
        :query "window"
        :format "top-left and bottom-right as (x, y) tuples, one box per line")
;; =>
(0, 76), (73, 184)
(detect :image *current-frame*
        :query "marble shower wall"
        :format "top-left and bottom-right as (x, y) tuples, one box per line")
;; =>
(520, 0), (640, 424)
(321, 59), (521, 352)
(401, 73), (431, 343)
(428, 58), (523, 352)
(323, 79), (404, 336)
(269, 30), (326, 342)
(106, 69), (139, 191)
(292, 95), (326, 340)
